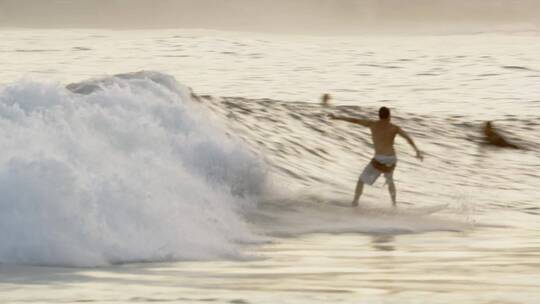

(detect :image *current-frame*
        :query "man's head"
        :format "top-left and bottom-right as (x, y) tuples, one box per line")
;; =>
(484, 121), (493, 135)
(379, 106), (390, 120)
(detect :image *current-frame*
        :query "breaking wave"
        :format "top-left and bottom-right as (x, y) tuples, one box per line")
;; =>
(0, 71), (267, 267)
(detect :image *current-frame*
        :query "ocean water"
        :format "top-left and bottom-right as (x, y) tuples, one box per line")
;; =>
(0, 29), (539, 303)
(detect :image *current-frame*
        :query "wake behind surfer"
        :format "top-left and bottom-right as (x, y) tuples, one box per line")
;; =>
(329, 107), (423, 207)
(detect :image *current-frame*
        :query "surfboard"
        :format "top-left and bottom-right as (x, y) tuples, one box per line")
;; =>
(329, 200), (448, 216)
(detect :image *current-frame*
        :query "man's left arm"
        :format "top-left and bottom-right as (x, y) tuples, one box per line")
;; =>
(397, 127), (423, 161)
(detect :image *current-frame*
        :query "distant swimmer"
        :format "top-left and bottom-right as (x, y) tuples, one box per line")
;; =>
(329, 107), (423, 207)
(484, 121), (520, 149)
(321, 93), (331, 106)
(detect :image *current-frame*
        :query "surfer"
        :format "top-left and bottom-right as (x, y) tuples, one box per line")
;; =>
(329, 107), (423, 207)
(483, 121), (520, 149)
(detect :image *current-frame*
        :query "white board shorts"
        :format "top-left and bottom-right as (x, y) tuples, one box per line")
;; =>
(360, 155), (397, 185)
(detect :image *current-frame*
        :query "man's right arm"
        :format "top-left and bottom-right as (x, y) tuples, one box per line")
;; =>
(329, 114), (372, 127)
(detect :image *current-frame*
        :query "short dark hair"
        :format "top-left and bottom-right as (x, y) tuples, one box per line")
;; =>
(379, 107), (390, 119)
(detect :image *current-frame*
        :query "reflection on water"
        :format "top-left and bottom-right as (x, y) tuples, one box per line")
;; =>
(371, 235), (395, 252)
(1, 230), (539, 303)
(0, 29), (539, 303)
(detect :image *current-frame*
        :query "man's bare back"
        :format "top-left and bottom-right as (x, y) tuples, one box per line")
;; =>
(370, 120), (398, 156)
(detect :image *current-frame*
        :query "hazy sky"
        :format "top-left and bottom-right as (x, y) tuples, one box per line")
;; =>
(1, 0), (539, 33)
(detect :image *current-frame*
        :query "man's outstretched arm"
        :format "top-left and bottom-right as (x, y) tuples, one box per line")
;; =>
(329, 113), (373, 127)
(397, 127), (423, 160)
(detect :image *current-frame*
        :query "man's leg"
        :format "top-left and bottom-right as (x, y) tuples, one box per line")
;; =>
(388, 180), (397, 207)
(352, 178), (364, 207)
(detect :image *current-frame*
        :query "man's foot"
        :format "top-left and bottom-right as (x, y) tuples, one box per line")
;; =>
(352, 201), (359, 207)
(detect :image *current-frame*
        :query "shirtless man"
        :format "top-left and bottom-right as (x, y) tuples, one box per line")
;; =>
(329, 107), (423, 207)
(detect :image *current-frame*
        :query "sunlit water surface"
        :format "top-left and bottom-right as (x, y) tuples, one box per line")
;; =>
(0, 29), (539, 303)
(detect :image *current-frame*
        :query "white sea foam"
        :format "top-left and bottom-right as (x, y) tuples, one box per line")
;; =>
(250, 193), (470, 237)
(0, 72), (267, 267)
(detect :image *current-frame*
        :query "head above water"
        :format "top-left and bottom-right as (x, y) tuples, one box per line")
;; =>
(321, 93), (331, 105)
(378, 106), (390, 120)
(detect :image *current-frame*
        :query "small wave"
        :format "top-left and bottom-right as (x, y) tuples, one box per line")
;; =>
(356, 63), (402, 69)
(161, 55), (190, 58)
(72, 47), (92, 51)
(15, 49), (61, 53)
(477, 73), (500, 77)
(502, 65), (535, 71)
(416, 73), (440, 76)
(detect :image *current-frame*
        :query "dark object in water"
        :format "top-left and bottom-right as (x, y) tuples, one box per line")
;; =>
(321, 93), (331, 106)
(484, 121), (520, 149)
